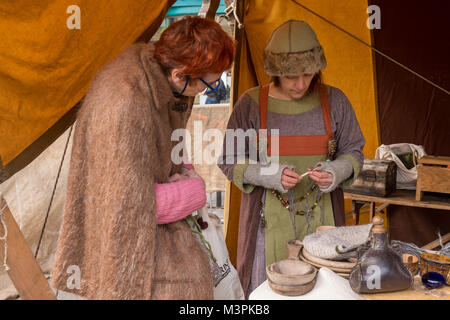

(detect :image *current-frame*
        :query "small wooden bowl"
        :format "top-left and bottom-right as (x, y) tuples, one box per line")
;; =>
(420, 252), (450, 285)
(266, 259), (317, 287)
(402, 254), (419, 276)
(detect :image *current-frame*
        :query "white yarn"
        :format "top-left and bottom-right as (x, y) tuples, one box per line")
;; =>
(223, 0), (243, 29)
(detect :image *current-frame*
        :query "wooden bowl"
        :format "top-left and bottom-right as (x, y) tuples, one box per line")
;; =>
(268, 277), (316, 296)
(420, 252), (450, 284)
(266, 259), (317, 287)
(402, 254), (419, 276)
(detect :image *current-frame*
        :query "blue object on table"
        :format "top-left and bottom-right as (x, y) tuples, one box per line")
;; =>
(421, 272), (446, 289)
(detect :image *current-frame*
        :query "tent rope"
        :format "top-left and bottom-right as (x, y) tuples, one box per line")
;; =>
(222, 0), (243, 29)
(291, 0), (450, 96)
(34, 125), (74, 259)
(0, 198), (9, 272)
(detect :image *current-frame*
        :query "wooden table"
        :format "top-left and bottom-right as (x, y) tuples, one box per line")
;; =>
(250, 275), (450, 300)
(344, 189), (450, 225)
(360, 276), (450, 300)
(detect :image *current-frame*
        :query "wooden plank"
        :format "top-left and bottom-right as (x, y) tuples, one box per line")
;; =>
(419, 155), (450, 166)
(344, 189), (450, 211)
(421, 232), (450, 251)
(0, 197), (56, 300)
(416, 163), (424, 201)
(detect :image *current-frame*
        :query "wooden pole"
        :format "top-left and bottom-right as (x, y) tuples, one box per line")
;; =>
(0, 197), (56, 300)
(223, 0), (245, 266)
(198, 0), (221, 20)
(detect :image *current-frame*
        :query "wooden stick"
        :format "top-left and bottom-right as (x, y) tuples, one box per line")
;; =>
(369, 201), (376, 222)
(352, 201), (364, 225)
(421, 232), (450, 251)
(376, 203), (389, 212)
(0, 197), (56, 300)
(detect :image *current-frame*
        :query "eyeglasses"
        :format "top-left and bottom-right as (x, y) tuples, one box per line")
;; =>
(172, 75), (222, 97)
(198, 77), (222, 95)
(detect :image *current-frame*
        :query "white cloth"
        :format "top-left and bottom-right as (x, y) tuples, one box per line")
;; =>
(196, 206), (245, 300)
(375, 143), (426, 190)
(249, 267), (360, 300)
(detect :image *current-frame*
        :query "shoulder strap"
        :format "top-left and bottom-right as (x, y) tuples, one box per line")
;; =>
(259, 84), (270, 130)
(319, 84), (332, 137)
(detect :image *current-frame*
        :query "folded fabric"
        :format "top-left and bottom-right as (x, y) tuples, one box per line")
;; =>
(303, 224), (373, 260)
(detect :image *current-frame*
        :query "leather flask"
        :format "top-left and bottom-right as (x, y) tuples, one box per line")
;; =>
(349, 216), (413, 293)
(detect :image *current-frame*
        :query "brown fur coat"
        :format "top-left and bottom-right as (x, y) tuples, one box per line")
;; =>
(51, 43), (213, 300)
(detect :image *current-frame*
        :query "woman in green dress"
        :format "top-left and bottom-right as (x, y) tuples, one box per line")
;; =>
(218, 20), (365, 297)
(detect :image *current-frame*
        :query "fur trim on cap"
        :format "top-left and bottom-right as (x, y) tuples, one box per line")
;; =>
(263, 46), (326, 76)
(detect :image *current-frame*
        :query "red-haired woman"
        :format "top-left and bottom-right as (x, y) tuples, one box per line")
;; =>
(52, 16), (235, 300)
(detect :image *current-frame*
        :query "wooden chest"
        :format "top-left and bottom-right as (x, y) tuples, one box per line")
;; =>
(343, 159), (397, 197)
(416, 156), (450, 201)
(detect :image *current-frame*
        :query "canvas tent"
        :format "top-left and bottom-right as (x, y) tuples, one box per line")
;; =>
(0, 0), (449, 299)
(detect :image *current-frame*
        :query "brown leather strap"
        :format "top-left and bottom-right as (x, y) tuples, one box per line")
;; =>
(259, 84), (269, 132)
(258, 84), (332, 156)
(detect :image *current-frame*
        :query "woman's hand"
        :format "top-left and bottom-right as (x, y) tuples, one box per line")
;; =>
(181, 169), (206, 188)
(168, 173), (190, 183)
(281, 168), (301, 190)
(308, 167), (333, 190)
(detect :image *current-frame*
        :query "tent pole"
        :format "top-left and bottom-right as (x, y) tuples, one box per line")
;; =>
(223, 0), (245, 266)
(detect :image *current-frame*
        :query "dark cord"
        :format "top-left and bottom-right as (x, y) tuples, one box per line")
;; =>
(290, 0), (449, 95)
(35, 125), (74, 259)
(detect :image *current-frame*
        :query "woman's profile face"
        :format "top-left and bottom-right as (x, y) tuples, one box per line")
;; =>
(278, 73), (315, 100)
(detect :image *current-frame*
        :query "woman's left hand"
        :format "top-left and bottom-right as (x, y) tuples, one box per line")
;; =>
(308, 167), (333, 190)
(182, 169), (206, 188)
(168, 173), (190, 183)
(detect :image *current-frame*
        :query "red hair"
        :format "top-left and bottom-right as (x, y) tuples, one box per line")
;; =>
(154, 16), (235, 77)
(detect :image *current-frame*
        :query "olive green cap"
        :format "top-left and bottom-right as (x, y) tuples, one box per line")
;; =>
(263, 20), (326, 76)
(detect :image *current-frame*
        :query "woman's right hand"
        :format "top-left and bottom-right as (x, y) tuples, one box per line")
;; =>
(281, 168), (301, 190)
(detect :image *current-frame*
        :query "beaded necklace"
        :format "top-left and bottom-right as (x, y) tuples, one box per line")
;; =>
(271, 184), (320, 215)
(260, 183), (323, 229)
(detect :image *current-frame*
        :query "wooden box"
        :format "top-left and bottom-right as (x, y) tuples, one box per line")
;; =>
(343, 159), (397, 197)
(416, 156), (450, 201)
